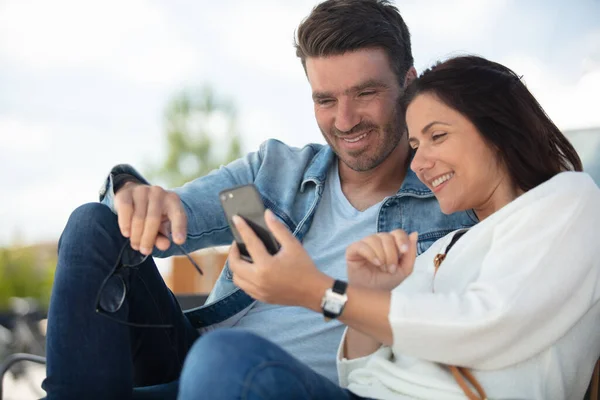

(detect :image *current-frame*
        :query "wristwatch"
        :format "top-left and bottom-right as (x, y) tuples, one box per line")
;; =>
(321, 280), (348, 321)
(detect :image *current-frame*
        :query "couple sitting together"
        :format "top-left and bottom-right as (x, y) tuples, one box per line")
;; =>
(43, 0), (599, 399)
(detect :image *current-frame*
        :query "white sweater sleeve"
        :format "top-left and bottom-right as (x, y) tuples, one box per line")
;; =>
(388, 173), (600, 370)
(336, 328), (375, 387)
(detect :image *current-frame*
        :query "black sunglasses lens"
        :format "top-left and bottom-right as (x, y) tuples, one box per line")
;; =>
(121, 246), (149, 267)
(99, 274), (127, 313)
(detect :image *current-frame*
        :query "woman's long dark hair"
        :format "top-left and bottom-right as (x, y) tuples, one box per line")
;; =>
(400, 55), (583, 192)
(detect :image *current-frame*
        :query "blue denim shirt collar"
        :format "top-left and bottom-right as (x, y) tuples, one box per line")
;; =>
(300, 145), (335, 192)
(300, 145), (433, 197)
(398, 165), (434, 197)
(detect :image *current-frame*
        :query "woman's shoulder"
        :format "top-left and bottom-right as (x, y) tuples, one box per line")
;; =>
(527, 172), (599, 215)
(490, 171), (598, 221)
(537, 171), (598, 196)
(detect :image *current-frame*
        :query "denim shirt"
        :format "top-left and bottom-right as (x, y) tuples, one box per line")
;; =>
(100, 139), (478, 330)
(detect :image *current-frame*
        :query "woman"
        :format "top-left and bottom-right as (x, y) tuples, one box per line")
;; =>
(177, 56), (600, 400)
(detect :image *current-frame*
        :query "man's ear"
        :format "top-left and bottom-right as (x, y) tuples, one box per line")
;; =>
(404, 67), (417, 87)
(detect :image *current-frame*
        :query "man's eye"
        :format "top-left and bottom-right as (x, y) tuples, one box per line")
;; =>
(317, 99), (334, 106)
(358, 91), (376, 97)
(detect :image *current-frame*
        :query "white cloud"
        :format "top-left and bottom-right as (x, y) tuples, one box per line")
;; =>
(239, 102), (322, 152)
(0, 173), (99, 245)
(0, 0), (200, 85)
(402, 0), (508, 40)
(503, 54), (600, 130)
(0, 113), (162, 246)
(202, 0), (314, 81)
(579, 30), (600, 74)
(556, 69), (600, 130)
(0, 116), (51, 153)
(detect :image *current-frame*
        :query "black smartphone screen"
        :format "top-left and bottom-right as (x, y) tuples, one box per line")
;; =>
(219, 184), (281, 262)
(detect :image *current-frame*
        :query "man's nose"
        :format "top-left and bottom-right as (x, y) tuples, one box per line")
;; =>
(334, 99), (361, 133)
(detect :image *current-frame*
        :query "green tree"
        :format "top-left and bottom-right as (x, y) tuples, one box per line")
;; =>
(0, 245), (56, 311)
(149, 85), (243, 188)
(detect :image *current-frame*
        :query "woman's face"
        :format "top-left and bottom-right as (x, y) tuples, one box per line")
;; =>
(406, 93), (518, 220)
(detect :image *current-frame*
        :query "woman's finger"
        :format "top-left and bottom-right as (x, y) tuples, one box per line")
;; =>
(390, 230), (410, 257)
(360, 235), (388, 271)
(405, 232), (419, 271)
(377, 233), (400, 270)
(346, 241), (382, 268)
(391, 230), (418, 273)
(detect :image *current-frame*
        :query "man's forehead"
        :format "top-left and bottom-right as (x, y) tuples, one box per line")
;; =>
(305, 49), (397, 92)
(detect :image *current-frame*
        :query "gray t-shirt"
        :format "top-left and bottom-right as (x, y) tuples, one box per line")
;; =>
(233, 162), (383, 382)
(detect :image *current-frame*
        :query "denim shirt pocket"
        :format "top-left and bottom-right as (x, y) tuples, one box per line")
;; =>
(416, 228), (456, 255)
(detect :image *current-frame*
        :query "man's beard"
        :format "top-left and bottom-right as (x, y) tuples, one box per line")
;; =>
(322, 113), (403, 172)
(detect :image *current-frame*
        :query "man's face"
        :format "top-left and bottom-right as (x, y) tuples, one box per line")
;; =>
(306, 48), (403, 172)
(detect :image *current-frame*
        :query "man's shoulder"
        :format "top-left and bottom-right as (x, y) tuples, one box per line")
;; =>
(260, 139), (326, 159)
(257, 139), (333, 181)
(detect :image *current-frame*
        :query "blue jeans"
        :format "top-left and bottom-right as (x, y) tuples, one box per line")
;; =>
(43, 203), (367, 400)
(178, 330), (366, 400)
(43, 203), (199, 399)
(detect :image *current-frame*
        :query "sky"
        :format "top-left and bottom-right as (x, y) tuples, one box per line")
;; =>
(0, 0), (599, 246)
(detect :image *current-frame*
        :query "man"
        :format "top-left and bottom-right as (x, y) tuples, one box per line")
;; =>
(42, 1), (477, 399)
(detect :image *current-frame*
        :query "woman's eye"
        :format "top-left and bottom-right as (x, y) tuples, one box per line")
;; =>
(432, 132), (447, 141)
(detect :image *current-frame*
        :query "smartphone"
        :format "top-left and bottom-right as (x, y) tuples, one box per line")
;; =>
(219, 184), (281, 262)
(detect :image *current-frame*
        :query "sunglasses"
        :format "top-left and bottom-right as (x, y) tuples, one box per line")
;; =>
(94, 238), (203, 328)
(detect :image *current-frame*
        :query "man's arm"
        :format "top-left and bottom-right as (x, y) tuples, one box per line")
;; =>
(98, 146), (265, 257)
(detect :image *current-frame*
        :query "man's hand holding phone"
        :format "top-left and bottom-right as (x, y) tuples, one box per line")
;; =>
(227, 209), (332, 309)
(114, 182), (188, 255)
(219, 184), (281, 262)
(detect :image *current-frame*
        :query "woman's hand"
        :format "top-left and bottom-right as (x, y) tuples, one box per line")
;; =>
(346, 230), (418, 291)
(228, 209), (332, 308)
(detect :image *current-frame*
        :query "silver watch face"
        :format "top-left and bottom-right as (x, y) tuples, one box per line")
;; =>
(324, 300), (344, 314)
(322, 290), (348, 315)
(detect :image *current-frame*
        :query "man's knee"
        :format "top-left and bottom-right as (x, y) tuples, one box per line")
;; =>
(201, 330), (266, 354)
(183, 330), (262, 372)
(180, 330), (312, 400)
(179, 330), (260, 398)
(60, 203), (120, 247)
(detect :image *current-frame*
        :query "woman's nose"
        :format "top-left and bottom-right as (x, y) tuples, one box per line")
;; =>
(410, 147), (434, 173)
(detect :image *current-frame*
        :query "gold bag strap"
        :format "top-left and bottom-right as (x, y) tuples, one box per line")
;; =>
(449, 366), (487, 400)
(592, 359), (599, 400)
(436, 231), (599, 400)
(435, 229), (488, 399)
(447, 354), (599, 400)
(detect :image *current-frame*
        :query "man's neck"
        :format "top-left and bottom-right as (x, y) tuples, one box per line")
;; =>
(338, 143), (411, 211)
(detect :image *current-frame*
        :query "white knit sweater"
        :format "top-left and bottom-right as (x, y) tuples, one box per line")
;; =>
(337, 172), (600, 400)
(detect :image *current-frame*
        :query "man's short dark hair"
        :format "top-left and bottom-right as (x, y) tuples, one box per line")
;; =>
(295, 0), (414, 86)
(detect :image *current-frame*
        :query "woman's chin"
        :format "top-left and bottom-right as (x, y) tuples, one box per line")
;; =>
(438, 201), (461, 216)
